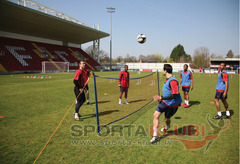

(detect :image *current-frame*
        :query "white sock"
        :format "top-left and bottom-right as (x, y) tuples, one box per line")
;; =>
(185, 100), (187, 103)
(166, 125), (170, 130)
(226, 111), (230, 116)
(125, 98), (128, 102)
(186, 100), (189, 105)
(75, 113), (79, 118)
(153, 131), (157, 136)
(87, 99), (89, 103)
(119, 99), (121, 103)
(218, 112), (222, 116)
(153, 127), (158, 136)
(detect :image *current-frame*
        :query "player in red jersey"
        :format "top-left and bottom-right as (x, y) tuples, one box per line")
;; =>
(213, 63), (230, 119)
(180, 64), (193, 108)
(73, 60), (87, 121)
(118, 65), (129, 105)
(151, 64), (182, 143)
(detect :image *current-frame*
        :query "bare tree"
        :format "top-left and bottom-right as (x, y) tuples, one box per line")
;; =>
(193, 47), (210, 68)
(84, 45), (108, 63)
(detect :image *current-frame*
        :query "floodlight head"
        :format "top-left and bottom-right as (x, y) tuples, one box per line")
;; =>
(107, 7), (115, 10)
(107, 7), (116, 13)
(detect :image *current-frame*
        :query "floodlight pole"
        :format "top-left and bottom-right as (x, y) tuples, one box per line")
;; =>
(107, 7), (115, 70)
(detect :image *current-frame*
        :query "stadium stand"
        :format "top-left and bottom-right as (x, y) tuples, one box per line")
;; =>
(0, 36), (101, 73)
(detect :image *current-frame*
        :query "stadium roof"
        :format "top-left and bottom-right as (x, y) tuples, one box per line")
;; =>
(0, 0), (110, 44)
(210, 58), (240, 61)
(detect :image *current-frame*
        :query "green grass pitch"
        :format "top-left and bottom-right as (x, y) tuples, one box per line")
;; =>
(0, 72), (239, 163)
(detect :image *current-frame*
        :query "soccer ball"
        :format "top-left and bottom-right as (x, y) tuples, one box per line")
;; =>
(137, 34), (146, 44)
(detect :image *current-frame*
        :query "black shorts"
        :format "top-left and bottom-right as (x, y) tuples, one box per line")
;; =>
(120, 86), (128, 93)
(155, 101), (178, 118)
(215, 91), (227, 100)
(182, 87), (190, 92)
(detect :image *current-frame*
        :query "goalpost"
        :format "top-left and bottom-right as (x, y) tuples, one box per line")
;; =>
(41, 61), (69, 73)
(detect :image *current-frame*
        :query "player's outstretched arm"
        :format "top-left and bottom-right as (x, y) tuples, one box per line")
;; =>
(153, 95), (161, 102)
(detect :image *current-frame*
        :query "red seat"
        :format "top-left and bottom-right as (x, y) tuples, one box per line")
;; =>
(0, 37), (101, 72)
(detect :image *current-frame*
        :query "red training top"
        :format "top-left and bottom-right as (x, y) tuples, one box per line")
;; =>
(84, 68), (91, 80)
(74, 69), (87, 87)
(165, 79), (179, 94)
(119, 71), (129, 87)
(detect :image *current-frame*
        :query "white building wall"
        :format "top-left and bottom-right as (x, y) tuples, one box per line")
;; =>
(123, 63), (191, 72)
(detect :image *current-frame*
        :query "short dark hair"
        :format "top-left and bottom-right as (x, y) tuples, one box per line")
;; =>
(78, 60), (84, 65)
(184, 64), (188, 68)
(163, 64), (172, 73)
(221, 62), (226, 66)
(124, 65), (128, 68)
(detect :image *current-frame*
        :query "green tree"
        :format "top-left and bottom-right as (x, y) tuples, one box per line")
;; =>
(166, 57), (174, 63)
(185, 54), (192, 62)
(151, 54), (164, 63)
(170, 44), (187, 62)
(112, 56), (123, 63)
(226, 50), (234, 58)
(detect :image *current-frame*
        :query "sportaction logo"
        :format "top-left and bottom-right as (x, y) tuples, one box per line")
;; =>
(70, 114), (230, 152)
(71, 139), (173, 147)
(150, 114), (230, 152)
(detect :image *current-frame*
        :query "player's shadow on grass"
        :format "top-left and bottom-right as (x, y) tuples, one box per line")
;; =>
(82, 110), (119, 119)
(90, 100), (111, 105)
(98, 101), (158, 136)
(174, 117), (181, 119)
(128, 99), (147, 103)
(189, 101), (201, 107)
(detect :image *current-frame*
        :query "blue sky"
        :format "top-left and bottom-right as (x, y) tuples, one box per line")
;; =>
(33, 0), (239, 59)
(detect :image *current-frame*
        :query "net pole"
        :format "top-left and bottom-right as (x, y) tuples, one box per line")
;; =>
(157, 71), (160, 96)
(93, 72), (100, 134)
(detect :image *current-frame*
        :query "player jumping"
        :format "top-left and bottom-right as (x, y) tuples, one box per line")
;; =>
(213, 63), (230, 119)
(73, 60), (87, 121)
(151, 64), (182, 143)
(180, 64), (193, 108)
(118, 65), (129, 105)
